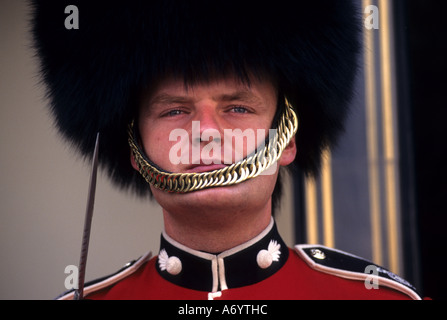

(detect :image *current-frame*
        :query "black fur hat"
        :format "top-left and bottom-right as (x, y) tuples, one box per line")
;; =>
(30, 0), (361, 196)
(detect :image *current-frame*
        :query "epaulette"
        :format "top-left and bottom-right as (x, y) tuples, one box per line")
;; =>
(295, 244), (422, 300)
(56, 251), (152, 300)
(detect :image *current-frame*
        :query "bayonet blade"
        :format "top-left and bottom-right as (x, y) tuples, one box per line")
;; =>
(74, 132), (100, 300)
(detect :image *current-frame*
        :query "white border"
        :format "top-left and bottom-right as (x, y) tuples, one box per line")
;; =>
(57, 251), (153, 300)
(295, 244), (421, 300)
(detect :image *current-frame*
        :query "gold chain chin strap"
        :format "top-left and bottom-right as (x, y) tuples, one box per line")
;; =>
(128, 98), (298, 193)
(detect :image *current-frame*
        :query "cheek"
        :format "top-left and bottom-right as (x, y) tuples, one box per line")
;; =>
(140, 123), (188, 171)
(140, 123), (165, 159)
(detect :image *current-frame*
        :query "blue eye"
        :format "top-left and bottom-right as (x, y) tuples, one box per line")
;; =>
(169, 110), (182, 116)
(231, 106), (248, 113)
(163, 109), (184, 117)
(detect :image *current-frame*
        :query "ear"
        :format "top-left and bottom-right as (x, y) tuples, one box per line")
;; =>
(279, 136), (296, 166)
(130, 151), (139, 171)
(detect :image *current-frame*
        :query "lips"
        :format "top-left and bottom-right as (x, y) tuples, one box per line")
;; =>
(185, 162), (228, 173)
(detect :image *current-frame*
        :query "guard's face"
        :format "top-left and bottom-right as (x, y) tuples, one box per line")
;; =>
(137, 76), (277, 173)
(133, 75), (296, 216)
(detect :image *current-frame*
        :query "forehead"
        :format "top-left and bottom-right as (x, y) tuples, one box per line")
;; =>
(141, 74), (278, 106)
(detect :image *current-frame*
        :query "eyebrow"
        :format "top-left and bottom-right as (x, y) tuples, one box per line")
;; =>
(216, 91), (261, 104)
(149, 90), (262, 105)
(149, 93), (192, 105)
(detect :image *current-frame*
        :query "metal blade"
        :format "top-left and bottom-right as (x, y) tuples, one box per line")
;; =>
(74, 132), (100, 300)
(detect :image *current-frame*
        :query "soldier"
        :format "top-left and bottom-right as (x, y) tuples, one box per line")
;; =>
(31, 0), (422, 300)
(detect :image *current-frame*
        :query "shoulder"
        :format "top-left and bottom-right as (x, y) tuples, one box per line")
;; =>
(294, 244), (422, 300)
(56, 251), (153, 300)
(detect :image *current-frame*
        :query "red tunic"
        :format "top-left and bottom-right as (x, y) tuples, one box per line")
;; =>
(58, 220), (421, 300)
(84, 249), (416, 300)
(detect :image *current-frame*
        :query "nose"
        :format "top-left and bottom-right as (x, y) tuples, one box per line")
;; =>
(191, 104), (222, 145)
(189, 103), (224, 165)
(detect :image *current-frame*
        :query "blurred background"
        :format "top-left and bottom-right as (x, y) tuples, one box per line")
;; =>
(1, 0), (446, 300)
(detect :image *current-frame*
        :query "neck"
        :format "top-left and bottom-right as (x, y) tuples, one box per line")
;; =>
(162, 200), (272, 253)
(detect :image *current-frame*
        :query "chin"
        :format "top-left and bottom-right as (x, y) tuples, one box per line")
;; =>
(151, 174), (276, 214)
(155, 183), (245, 207)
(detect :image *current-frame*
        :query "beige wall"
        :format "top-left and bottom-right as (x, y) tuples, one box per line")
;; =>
(0, 0), (294, 299)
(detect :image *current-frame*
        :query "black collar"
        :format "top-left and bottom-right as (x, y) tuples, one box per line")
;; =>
(156, 219), (289, 292)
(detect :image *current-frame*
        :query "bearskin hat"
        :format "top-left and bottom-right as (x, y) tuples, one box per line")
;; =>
(30, 0), (361, 196)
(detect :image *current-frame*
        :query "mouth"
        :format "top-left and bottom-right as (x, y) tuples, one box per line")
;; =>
(185, 163), (228, 173)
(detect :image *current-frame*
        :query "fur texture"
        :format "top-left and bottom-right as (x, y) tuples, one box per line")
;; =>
(30, 0), (361, 197)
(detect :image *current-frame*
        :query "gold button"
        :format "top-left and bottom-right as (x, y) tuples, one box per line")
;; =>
(310, 249), (326, 260)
